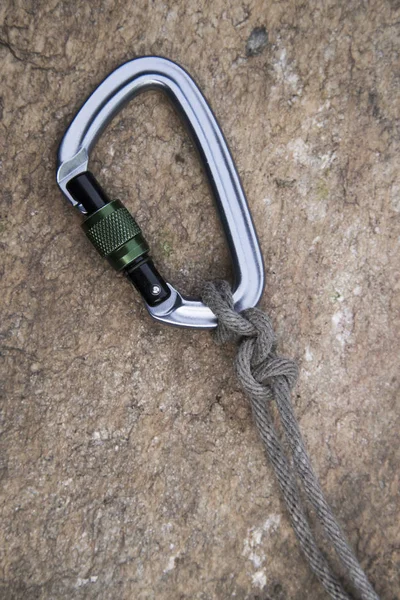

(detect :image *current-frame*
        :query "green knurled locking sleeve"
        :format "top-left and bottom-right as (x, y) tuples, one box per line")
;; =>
(81, 200), (149, 271)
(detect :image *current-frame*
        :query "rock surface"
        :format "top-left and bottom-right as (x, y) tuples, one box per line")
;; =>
(1, 1), (399, 599)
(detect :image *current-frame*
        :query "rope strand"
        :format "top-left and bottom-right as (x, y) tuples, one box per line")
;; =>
(202, 280), (379, 600)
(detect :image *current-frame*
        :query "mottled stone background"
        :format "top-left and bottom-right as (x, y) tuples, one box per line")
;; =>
(1, 1), (399, 599)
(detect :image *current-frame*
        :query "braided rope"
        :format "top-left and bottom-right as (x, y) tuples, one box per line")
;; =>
(202, 281), (379, 600)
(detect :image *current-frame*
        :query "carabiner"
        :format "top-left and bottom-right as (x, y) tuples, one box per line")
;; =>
(57, 56), (264, 328)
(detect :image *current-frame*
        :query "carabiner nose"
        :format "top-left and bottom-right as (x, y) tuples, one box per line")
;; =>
(56, 56), (264, 328)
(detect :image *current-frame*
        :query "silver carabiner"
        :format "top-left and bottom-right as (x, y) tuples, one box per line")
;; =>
(56, 56), (264, 328)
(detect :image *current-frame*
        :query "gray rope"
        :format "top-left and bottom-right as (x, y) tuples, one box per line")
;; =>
(202, 280), (379, 600)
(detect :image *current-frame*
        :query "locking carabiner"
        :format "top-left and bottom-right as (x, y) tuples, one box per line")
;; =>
(57, 56), (264, 328)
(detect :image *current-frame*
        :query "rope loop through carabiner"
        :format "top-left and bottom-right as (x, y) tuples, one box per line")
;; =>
(202, 280), (380, 600)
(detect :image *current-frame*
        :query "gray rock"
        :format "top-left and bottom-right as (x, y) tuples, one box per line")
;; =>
(246, 27), (269, 57)
(1, 1), (398, 598)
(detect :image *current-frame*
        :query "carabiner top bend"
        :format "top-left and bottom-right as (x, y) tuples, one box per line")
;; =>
(57, 56), (264, 328)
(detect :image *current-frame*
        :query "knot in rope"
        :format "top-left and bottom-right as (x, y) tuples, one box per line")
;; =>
(202, 280), (380, 600)
(202, 280), (298, 398)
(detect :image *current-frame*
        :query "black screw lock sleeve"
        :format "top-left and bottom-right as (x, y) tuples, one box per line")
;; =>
(67, 171), (171, 307)
(67, 171), (110, 213)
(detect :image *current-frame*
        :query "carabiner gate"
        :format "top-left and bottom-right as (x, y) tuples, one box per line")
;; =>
(57, 56), (264, 328)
